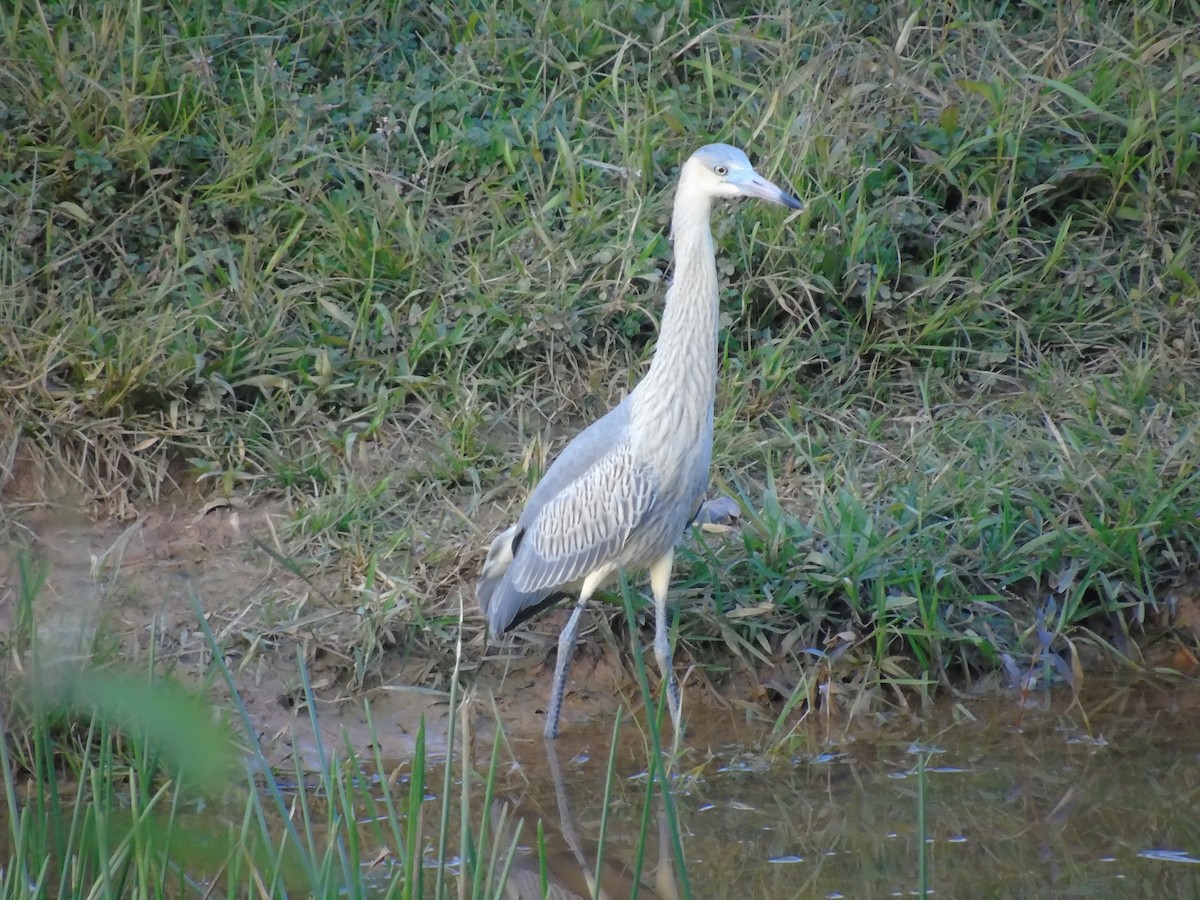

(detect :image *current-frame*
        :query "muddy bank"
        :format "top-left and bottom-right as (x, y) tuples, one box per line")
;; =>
(3, 498), (1198, 773)
(2, 502), (721, 764)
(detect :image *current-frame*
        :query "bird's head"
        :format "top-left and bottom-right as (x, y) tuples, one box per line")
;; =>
(683, 143), (802, 210)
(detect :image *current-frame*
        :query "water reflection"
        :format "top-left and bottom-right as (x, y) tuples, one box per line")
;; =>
(489, 679), (1200, 898)
(488, 738), (679, 899)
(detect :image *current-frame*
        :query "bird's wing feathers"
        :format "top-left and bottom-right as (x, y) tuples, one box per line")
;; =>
(512, 440), (657, 594)
(480, 401), (660, 637)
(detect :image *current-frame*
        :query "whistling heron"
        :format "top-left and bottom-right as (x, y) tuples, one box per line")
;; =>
(478, 144), (801, 739)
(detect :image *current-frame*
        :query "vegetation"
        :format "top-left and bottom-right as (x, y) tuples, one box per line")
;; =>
(3, 0), (1200, 894)
(2, 0), (1200, 820)
(1, 560), (685, 898)
(0, 564), (514, 898)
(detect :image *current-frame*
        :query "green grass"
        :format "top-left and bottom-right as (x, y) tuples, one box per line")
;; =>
(2, 0), (1199, 720)
(0, 563), (686, 897)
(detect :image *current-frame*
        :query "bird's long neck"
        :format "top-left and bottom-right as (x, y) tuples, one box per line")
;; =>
(630, 186), (719, 459)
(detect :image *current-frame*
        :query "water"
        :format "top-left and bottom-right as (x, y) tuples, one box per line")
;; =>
(10, 513), (1197, 895)
(488, 679), (1200, 898)
(8, 676), (1198, 897)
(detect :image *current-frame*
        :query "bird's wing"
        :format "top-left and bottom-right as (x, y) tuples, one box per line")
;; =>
(476, 523), (519, 618)
(509, 438), (657, 595)
(480, 402), (660, 636)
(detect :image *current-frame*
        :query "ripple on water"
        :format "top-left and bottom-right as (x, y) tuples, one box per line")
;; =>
(486, 678), (1200, 899)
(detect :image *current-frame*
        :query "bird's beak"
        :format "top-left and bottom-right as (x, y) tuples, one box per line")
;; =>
(739, 173), (803, 210)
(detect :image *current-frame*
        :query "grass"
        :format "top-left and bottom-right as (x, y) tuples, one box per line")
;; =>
(0, 562), (686, 897)
(2, 0), (1199, 800)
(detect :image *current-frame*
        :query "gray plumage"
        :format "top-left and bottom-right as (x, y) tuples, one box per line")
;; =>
(478, 143), (801, 740)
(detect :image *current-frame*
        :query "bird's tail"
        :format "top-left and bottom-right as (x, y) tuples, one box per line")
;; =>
(476, 524), (518, 627)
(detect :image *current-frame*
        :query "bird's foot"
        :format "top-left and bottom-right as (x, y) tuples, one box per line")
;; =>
(692, 494), (742, 533)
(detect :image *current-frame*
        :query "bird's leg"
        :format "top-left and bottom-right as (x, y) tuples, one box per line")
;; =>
(648, 550), (681, 739)
(544, 593), (589, 740)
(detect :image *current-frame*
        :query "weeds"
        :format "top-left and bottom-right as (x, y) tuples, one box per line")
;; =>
(0, 560), (694, 897)
(1, 1), (1199, 724)
(0, 525), (691, 894)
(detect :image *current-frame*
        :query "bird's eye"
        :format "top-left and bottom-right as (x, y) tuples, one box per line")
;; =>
(714, 164), (729, 177)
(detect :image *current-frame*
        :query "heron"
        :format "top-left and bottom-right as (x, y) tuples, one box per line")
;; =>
(478, 143), (801, 740)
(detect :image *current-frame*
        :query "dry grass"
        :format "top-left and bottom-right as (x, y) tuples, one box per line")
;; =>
(2, 0), (1199, 707)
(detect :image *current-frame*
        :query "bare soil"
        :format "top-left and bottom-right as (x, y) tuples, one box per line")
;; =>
(1, 494), (725, 768)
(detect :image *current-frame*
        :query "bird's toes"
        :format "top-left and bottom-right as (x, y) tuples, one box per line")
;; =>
(693, 494), (742, 533)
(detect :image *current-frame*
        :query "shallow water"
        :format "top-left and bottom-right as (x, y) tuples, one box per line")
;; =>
(8, 510), (1200, 896)
(487, 679), (1200, 898)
